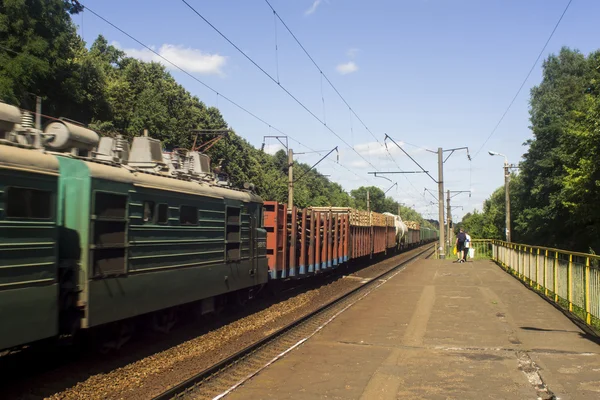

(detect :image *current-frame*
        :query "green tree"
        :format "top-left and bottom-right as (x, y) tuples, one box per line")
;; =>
(515, 47), (600, 251)
(0, 0), (84, 115)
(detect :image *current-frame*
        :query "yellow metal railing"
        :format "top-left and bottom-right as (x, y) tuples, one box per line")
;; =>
(479, 239), (600, 331)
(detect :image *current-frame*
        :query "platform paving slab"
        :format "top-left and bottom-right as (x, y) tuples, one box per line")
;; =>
(227, 258), (600, 400)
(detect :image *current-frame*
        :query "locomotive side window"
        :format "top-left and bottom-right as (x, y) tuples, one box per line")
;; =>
(156, 203), (169, 224)
(6, 187), (52, 219)
(180, 205), (198, 225)
(143, 201), (155, 223)
(95, 192), (127, 218)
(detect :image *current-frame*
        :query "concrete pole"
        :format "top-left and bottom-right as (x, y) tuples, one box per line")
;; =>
(438, 147), (445, 259)
(288, 148), (293, 209)
(447, 190), (451, 251)
(504, 160), (511, 242)
(366, 190), (370, 212)
(35, 96), (42, 130)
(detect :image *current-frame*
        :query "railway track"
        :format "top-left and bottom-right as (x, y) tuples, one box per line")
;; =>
(153, 244), (435, 400)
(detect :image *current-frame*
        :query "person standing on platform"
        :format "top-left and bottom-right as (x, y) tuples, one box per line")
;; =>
(463, 231), (471, 262)
(455, 229), (466, 263)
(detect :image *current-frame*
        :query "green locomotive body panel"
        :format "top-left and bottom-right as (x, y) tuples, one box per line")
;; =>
(59, 158), (268, 328)
(0, 146), (59, 350)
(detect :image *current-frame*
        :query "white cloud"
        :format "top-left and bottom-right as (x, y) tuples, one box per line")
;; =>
(354, 141), (405, 158)
(113, 42), (227, 76)
(336, 61), (358, 75)
(347, 48), (360, 58)
(348, 159), (369, 168)
(262, 143), (285, 155)
(305, 0), (322, 15)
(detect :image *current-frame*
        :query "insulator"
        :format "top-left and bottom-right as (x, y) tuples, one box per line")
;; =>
(114, 135), (125, 152)
(21, 112), (34, 128)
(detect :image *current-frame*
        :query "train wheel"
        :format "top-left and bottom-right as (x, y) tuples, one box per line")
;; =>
(98, 321), (135, 353)
(152, 308), (178, 334)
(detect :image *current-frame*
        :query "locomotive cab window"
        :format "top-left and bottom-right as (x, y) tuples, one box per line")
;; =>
(180, 205), (198, 225)
(6, 187), (52, 219)
(143, 201), (155, 223)
(157, 203), (168, 224)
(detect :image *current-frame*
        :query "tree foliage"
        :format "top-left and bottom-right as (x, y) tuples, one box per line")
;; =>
(461, 48), (600, 253)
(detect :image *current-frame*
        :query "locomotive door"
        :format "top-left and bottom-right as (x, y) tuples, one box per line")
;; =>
(250, 214), (258, 283)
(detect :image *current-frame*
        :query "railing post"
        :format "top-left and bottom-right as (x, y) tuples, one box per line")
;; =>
(554, 251), (558, 303)
(529, 247), (534, 286)
(519, 245), (523, 279)
(544, 249), (548, 297)
(536, 248), (540, 290)
(585, 257), (591, 325)
(568, 254), (573, 312)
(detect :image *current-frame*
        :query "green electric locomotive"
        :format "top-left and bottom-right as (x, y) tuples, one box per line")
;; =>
(0, 103), (268, 351)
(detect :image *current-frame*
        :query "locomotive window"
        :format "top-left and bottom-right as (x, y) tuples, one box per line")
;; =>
(180, 205), (198, 225)
(6, 187), (52, 219)
(143, 201), (155, 223)
(157, 203), (168, 224)
(95, 192), (127, 218)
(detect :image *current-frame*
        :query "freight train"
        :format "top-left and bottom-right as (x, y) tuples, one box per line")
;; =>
(0, 103), (437, 352)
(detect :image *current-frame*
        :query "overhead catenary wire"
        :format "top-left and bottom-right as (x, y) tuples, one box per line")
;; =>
(272, 10), (280, 84)
(262, 0), (415, 187)
(3, 6), (427, 210)
(178, 0), (427, 206)
(472, 0), (573, 158)
(1, 5), (425, 209)
(179, 0), (379, 171)
(79, 4), (385, 189)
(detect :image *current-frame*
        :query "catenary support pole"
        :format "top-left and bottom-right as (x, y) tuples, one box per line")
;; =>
(447, 190), (451, 251)
(504, 160), (511, 242)
(438, 148), (445, 259)
(288, 148), (293, 209)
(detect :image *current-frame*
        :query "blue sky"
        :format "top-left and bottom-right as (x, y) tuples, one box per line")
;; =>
(77, 0), (598, 222)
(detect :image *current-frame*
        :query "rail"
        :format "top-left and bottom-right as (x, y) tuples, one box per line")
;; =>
(472, 239), (600, 331)
(152, 244), (435, 400)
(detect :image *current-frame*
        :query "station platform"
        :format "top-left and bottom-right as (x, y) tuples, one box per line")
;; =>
(228, 258), (600, 400)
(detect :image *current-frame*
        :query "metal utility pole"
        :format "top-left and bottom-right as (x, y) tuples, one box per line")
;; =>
(437, 148), (445, 258)
(447, 190), (451, 251)
(489, 151), (518, 243)
(367, 190), (370, 212)
(445, 190), (470, 248)
(382, 134), (470, 260)
(288, 148), (293, 209)
(504, 159), (511, 243)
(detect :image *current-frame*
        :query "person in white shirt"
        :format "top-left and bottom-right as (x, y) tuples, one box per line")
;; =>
(463, 232), (471, 261)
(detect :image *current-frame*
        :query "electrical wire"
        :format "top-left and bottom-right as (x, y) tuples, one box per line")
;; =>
(472, 0), (573, 158)
(81, 4), (383, 189)
(2, 4), (391, 198)
(263, 0), (404, 175)
(179, 0), (379, 171)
